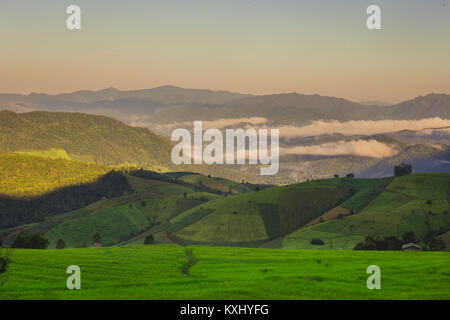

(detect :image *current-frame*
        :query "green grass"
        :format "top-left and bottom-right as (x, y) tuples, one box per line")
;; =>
(0, 245), (448, 300)
(168, 178), (383, 246)
(284, 174), (450, 249)
(340, 177), (393, 210)
(44, 192), (215, 248)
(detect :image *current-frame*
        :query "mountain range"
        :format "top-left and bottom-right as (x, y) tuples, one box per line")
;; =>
(0, 86), (449, 183)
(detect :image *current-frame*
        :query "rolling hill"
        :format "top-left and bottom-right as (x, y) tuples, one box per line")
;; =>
(282, 173), (450, 249)
(0, 110), (173, 170)
(0, 153), (132, 228)
(1, 152), (448, 251)
(164, 177), (391, 246)
(0, 153), (265, 247)
(0, 110), (257, 183)
(158, 174), (449, 249)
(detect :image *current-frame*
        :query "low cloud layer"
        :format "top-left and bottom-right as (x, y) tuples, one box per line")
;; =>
(279, 118), (450, 138)
(281, 139), (398, 158)
(158, 117), (268, 131)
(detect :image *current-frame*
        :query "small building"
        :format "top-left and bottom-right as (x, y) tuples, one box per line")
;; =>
(402, 243), (421, 251)
(92, 242), (102, 248)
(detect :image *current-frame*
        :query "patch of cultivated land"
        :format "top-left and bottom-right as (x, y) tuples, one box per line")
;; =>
(167, 177), (403, 247)
(283, 173), (450, 249)
(0, 245), (448, 300)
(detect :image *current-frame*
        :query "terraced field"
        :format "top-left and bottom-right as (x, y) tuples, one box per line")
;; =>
(1, 245), (448, 300)
(167, 178), (388, 246)
(284, 174), (450, 249)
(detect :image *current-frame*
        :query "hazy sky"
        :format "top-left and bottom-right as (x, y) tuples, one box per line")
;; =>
(1, 0), (449, 102)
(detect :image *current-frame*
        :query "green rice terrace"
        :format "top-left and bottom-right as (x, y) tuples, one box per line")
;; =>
(0, 246), (449, 300)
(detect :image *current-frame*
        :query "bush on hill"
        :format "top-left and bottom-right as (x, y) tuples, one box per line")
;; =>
(394, 163), (412, 177)
(144, 235), (154, 245)
(354, 236), (403, 251)
(12, 233), (49, 249)
(310, 238), (325, 245)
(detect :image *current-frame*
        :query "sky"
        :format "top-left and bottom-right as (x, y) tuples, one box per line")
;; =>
(0, 0), (449, 103)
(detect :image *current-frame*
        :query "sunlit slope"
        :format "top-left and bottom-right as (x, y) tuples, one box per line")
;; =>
(0, 154), (132, 228)
(0, 153), (111, 198)
(167, 178), (390, 246)
(283, 173), (450, 249)
(43, 177), (218, 248)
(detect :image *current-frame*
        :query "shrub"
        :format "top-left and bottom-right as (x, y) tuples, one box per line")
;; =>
(394, 163), (412, 176)
(181, 248), (197, 276)
(310, 238), (324, 245)
(0, 247), (14, 285)
(12, 233), (49, 249)
(56, 238), (66, 249)
(402, 231), (416, 244)
(92, 232), (101, 243)
(426, 237), (446, 251)
(354, 235), (402, 251)
(144, 234), (154, 245)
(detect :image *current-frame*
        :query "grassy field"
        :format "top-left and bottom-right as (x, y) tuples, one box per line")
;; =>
(0, 245), (448, 300)
(1, 175), (217, 248)
(282, 174), (450, 249)
(169, 178), (387, 246)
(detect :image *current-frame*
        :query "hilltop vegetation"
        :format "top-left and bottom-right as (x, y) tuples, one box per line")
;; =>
(0, 110), (172, 170)
(0, 154), (132, 228)
(0, 154), (110, 198)
(0, 110), (254, 182)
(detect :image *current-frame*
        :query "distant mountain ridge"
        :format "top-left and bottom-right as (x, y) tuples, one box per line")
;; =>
(1, 87), (448, 127)
(0, 85), (251, 106)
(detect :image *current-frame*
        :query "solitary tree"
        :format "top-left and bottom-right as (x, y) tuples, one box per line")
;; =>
(93, 232), (101, 243)
(56, 238), (66, 249)
(394, 163), (412, 177)
(144, 234), (154, 245)
(402, 231), (416, 244)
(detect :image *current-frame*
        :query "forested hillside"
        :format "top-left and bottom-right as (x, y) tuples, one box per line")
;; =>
(0, 110), (256, 182)
(0, 154), (111, 197)
(0, 110), (173, 170)
(0, 154), (132, 228)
